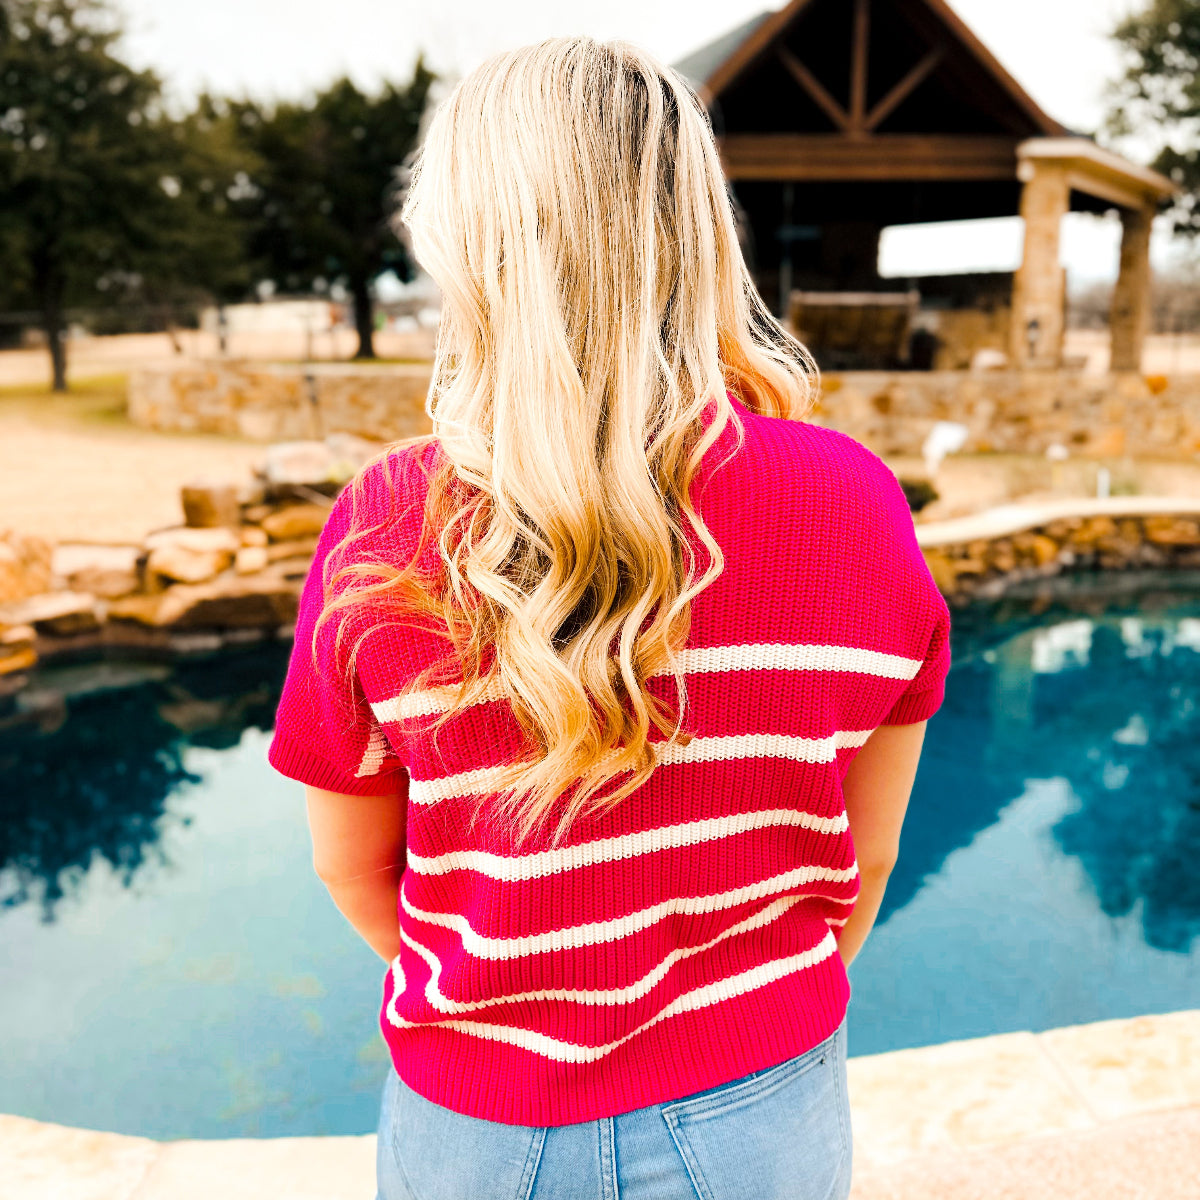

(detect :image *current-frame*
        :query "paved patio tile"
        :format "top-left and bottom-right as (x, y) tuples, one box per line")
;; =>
(850, 1104), (1200, 1200)
(1, 1112), (161, 1200)
(1037, 1010), (1200, 1122)
(845, 1030), (1096, 1167)
(129, 1133), (375, 1200)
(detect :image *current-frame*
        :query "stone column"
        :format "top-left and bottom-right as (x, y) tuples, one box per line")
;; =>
(1109, 201), (1155, 373)
(1010, 162), (1070, 368)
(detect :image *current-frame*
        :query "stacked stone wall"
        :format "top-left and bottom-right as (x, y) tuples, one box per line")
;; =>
(128, 360), (432, 442)
(128, 362), (1200, 462)
(814, 370), (1200, 460)
(925, 514), (1200, 605)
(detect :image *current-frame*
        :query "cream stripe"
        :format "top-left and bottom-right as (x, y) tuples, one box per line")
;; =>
(407, 807), (849, 880)
(384, 930), (840, 1063)
(401, 861), (859, 960)
(354, 723), (388, 779)
(371, 641), (921, 723)
(674, 643), (919, 679)
(401, 894), (807, 1014)
(407, 729), (873, 806)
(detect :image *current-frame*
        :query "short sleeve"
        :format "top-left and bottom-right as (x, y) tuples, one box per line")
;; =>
(859, 455), (952, 727)
(882, 565), (952, 726)
(267, 483), (408, 795)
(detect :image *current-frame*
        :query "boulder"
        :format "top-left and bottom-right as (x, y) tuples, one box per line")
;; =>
(143, 527), (240, 585)
(1067, 517), (1119, 549)
(266, 536), (319, 563)
(921, 549), (958, 594)
(1012, 532), (1060, 566)
(181, 482), (242, 529)
(270, 555), (316, 581)
(0, 646), (37, 676)
(53, 544), (141, 600)
(144, 527), (241, 554)
(105, 593), (170, 627)
(0, 531), (54, 603)
(146, 543), (234, 585)
(261, 505), (330, 542)
(261, 440), (339, 487)
(1143, 516), (1200, 547)
(0, 591), (100, 636)
(260, 435), (376, 488)
(109, 569), (300, 630)
(235, 545), (269, 574)
(0, 622), (37, 676)
(240, 504), (274, 525)
(67, 566), (141, 599)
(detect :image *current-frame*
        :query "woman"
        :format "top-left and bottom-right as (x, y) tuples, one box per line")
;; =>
(269, 35), (950, 1200)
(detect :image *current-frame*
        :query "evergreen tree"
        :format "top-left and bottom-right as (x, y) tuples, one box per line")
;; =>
(233, 63), (434, 360)
(0, 0), (254, 388)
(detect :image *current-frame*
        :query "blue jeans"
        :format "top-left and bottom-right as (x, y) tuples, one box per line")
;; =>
(376, 1017), (852, 1200)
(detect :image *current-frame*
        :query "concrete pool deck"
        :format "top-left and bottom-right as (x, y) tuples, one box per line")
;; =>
(5, 1008), (1198, 1199)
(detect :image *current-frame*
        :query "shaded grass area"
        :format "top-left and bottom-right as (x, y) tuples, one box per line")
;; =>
(0, 375), (130, 428)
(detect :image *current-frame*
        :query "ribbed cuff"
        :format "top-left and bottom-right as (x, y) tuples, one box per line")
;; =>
(882, 680), (946, 726)
(267, 729), (406, 795)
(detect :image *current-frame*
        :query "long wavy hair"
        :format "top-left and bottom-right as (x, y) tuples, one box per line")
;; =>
(317, 36), (817, 848)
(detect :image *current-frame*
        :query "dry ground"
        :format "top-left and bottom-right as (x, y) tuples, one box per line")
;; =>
(0, 377), (266, 544)
(0, 329), (437, 390)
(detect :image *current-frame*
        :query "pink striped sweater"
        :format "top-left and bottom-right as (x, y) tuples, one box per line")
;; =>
(268, 393), (952, 1126)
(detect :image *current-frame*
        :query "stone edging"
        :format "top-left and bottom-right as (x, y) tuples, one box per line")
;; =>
(915, 498), (1200, 603)
(7, 494), (1200, 679)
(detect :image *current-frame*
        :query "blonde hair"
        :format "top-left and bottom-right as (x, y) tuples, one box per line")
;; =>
(319, 36), (817, 847)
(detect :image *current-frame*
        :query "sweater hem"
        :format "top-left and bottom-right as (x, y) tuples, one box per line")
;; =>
(379, 946), (851, 1126)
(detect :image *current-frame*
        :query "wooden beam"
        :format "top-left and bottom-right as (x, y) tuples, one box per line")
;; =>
(865, 45), (945, 131)
(776, 46), (851, 132)
(850, 0), (870, 132)
(719, 134), (1020, 182)
(701, 0), (820, 103)
(891, 0), (1066, 136)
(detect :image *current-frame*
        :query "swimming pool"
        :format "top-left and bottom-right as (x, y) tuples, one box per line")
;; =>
(2, 572), (1198, 1138)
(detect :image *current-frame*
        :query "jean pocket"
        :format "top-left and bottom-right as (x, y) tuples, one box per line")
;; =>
(660, 1025), (851, 1200)
(380, 1071), (546, 1200)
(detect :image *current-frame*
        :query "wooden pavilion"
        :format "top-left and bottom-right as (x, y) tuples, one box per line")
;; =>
(674, 0), (1176, 370)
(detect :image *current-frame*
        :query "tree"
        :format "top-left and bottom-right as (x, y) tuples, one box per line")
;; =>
(1108, 0), (1200, 239)
(233, 65), (434, 360)
(0, 0), (255, 389)
(137, 95), (261, 338)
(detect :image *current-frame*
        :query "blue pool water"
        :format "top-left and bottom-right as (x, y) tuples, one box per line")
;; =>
(2, 573), (1199, 1138)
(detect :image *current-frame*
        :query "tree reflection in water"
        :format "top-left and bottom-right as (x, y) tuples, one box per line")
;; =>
(0, 645), (290, 920)
(2, 576), (1200, 953)
(888, 574), (1200, 953)
(1046, 618), (1200, 952)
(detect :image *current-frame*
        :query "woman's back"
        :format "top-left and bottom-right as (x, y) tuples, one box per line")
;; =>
(269, 391), (950, 1126)
(269, 33), (951, 1196)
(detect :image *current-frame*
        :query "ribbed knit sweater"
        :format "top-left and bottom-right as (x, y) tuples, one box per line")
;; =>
(268, 393), (952, 1126)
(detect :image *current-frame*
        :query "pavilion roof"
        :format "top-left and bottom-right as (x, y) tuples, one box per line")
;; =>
(672, 0), (1174, 207)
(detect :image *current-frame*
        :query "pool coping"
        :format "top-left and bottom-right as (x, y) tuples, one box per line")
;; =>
(5, 1007), (1197, 1199)
(915, 495), (1200, 548)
